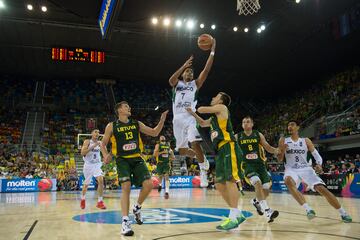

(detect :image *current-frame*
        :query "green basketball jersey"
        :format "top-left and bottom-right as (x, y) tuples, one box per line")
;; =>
(157, 143), (170, 163)
(110, 119), (144, 157)
(237, 130), (266, 164)
(210, 111), (236, 150)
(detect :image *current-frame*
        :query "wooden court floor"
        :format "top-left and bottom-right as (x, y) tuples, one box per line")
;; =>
(0, 188), (359, 240)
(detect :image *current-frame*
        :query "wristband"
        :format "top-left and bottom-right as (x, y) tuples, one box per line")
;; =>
(210, 51), (215, 56)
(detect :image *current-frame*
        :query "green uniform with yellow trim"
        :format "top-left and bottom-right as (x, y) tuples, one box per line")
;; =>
(237, 130), (271, 185)
(210, 111), (243, 183)
(111, 119), (151, 187)
(156, 143), (171, 175)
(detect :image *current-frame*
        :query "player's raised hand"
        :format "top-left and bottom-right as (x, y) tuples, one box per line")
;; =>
(183, 55), (193, 69)
(160, 110), (169, 121)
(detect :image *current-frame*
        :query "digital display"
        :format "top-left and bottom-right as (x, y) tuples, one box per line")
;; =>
(51, 48), (105, 63)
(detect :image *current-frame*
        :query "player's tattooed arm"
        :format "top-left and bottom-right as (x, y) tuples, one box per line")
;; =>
(185, 107), (211, 127)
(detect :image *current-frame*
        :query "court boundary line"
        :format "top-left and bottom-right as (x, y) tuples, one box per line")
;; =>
(23, 220), (38, 240)
(152, 229), (360, 240)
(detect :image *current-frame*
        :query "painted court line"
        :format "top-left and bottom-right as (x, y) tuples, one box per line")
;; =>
(166, 209), (224, 220)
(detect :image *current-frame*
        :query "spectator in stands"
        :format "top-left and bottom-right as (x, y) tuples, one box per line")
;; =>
(348, 163), (358, 174)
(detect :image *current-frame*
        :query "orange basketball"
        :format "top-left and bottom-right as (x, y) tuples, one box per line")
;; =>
(197, 34), (213, 51)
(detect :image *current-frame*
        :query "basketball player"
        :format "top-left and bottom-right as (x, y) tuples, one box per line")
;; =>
(236, 117), (279, 222)
(278, 120), (352, 222)
(169, 39), (216, 187)
(153, 135), (175, 199)
(79, 129), (106, 210)
(101, 101), (168, 236)
(186, 92), (247, 231)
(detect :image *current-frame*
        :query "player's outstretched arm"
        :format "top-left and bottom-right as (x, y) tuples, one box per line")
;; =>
(277, 137), (286, 162)
(186, 107), (211, 127)
(259, 132), (280, 155)
(101, 122), (113, 163)
(153, 144), (160, 158)
(139, 110), (169, 137)
(169, 56), (193, 87)
(196, 38), (216, 89)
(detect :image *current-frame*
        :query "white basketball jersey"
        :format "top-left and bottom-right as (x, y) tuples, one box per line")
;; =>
(284, 137), (312, 170)
(172, 80), (198, 115)
(83, 140), (101, 164)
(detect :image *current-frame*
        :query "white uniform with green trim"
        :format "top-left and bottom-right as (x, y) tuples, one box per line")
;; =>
(172, 80), (202, 151)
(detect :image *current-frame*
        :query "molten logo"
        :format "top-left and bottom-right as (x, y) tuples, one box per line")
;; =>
(7, 180), (35, 187)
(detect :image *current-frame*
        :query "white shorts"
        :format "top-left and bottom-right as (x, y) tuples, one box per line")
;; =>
(173, 113), (202, 151)
(83, 162), (103, 185)
(284, 167), (325, 191)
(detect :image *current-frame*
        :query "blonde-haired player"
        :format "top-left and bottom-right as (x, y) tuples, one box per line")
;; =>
(80, 129), (106, 210)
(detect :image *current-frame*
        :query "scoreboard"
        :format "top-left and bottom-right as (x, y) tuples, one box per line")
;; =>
(51, 47), (105, 63)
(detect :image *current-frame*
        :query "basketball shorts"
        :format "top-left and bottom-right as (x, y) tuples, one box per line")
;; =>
(215, 142), (243, 183)
(83, 162), (103, 185)
(115, 156), (151, 187)
(173, 113), (202, 151)
(241, 162), (271, 185)
(157, 161), (170, 175)
(284, 167), (325, 191)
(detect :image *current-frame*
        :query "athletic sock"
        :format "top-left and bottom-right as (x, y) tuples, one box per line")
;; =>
(98, 196), (103, 202)
(229, 208), (240, 221)
(122, 216), (129, 222)
(165, 180), (170, 193)
(259, 200), (269, 212)
(338, 207), (347, 216)
(302, 203), (312, 212)
(81, 194), (85, 200)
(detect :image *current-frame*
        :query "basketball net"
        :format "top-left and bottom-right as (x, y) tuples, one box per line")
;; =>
(237, 0), (261, 15)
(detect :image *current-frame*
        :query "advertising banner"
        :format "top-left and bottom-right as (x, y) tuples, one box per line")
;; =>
(0, 178), (57, 193)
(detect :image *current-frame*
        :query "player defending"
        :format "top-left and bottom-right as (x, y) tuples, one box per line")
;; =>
(80, 129), (106, 210)
(236, 117), (279, 222)
(278, 120), (352, 223)
(101, 101), (169, 236)
(153, 135), (175, 199)
(186, 92), (247, 231)
(168, 39), (216, 187)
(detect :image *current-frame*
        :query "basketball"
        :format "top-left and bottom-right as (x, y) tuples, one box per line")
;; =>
(197, 34), (213, 51)
(38, 179), (53, 192)
(192, 176), (201, 187)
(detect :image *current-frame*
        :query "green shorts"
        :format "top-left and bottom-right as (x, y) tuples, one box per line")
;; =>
(157, 161), (170, 175)
(241, 162), (271, 185)
(215, 141), (244, 183)
(115, 156), (151, 187)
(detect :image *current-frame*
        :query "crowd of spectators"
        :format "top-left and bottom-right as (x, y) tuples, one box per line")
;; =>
(254, 67), (360, 145)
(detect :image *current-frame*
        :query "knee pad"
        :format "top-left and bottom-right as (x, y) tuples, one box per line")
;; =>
(249, 176), (262, 186)
(262, 182), (272, 190)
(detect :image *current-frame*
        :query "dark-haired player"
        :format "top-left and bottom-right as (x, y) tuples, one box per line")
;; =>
(278, 120), (352, 223)
(168, 39), (216, 187)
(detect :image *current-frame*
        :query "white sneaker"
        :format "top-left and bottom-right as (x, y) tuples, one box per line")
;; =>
(200, 158), (210, 171)
(200, 170), (208, 188)
(132, 205), (143, 225)
(121, 220), (134, 236)
(265, 209), (279, 223)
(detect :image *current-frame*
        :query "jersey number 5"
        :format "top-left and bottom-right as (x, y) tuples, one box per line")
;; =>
(125, 132), (133, 140)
